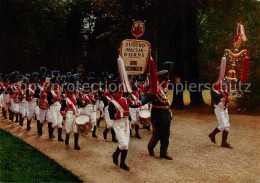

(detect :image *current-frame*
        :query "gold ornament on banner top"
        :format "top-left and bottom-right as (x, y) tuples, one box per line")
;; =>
(120, 20), (151, 76)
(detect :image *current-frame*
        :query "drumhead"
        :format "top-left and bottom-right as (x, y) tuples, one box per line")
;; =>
(139, 110), (151, 118)
(75, 115), (90, 125)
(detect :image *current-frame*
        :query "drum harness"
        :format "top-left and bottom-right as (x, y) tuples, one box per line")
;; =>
(110, 99), (129, 132)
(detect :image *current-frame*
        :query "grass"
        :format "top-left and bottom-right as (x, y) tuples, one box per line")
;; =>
(0, 128), (82, 182)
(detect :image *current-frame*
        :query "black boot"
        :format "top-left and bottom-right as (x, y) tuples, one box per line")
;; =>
(19, 114), (24, 126)
(92, 126), (98, 138)
(221, 131), (233, 148)
(97, 118), (102, 127)
(130, 129), (132, 136)
(74, 133), (80, 150)
(8, 110), (12, 120)
(2, 108), (7, 119)
(111, 129), (118, 143)
(209, 128), (220, 144)
(120, 150), (130, 170)
(103, 128), (109, 139)
(37, 120), (40, 134)
(58, 128), (64, 142)
(27, 120), (31, 131)
(135, 125), (141, 139)
(48, 123), (54, 139)
(15, 113), (19, 123)
(65, 134), (70, 145)
(38, 122), (43, 136)
(112, 147), (121, 166)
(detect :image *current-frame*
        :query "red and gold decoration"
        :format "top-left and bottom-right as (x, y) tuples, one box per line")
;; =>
(216, 22), (249, 86)
(131, 19), (146, 39)
(120, 20), (151, 76)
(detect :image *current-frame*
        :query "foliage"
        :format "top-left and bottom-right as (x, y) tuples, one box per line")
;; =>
(0, 129), (82, 182)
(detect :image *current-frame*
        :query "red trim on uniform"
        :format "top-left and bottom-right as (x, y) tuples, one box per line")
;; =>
(148, 122), (156, 149)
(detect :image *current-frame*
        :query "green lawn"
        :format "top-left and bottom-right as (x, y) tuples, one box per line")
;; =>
(0, 129), (82, 182)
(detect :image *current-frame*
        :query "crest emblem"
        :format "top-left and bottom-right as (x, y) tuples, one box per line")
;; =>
(131, 20), (146, 39)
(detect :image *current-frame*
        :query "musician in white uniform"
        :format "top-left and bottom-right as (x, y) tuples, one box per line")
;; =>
(61, 76), (80, 150)
(47, 71), (64, 142)
(37, 92), (50, 136)
(129, 84), (142, 138)
(26, 73), (40, 131)
(209, 80), (233, 148)
(109, 81), (139, 171)
(101, 89), (117, 142)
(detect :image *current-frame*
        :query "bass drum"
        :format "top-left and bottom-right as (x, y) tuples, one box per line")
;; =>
(75, 114), (92, 136)
(139, 109), (151, 127)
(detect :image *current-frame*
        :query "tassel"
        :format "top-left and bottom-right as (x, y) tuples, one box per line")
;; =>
(117, 56), (132, 93)
(241, 56), (249, 83)
(149, 58), (159, 94)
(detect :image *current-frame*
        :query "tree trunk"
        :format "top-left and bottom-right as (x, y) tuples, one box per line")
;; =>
(185, 0), (205, 106)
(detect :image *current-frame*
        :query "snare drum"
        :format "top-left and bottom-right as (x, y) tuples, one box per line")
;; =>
(75, 115), (92, 135)
(139, 110), (151, 127)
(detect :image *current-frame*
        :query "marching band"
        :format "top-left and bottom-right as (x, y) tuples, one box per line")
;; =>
(0, 63), (233, 171)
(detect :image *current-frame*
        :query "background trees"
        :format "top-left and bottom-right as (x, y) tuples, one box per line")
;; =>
(0, 0), (259, 112)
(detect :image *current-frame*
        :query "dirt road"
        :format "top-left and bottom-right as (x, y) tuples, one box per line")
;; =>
(0, 111), (259, 183)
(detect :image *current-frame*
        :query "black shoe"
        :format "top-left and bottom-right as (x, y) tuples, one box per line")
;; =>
(92, 126), (98, 138)
(135, 134), (141, 139)
(65, 134), (70, 145)
(221, 131), (232, 148)
(112, 147), (121, 166)
(103, 128), (108, 139)
(160, 154), (173, 160)
(221, 142), (233, 149)
(74, 144), (81, 150)
(209, 128), (220, 144)
(58, 128), (64, 142)
(209, 133), (216, 144)
(120, 162), (130, 171)
(148, 148), (155, 156)
(112, 138), (118, 143)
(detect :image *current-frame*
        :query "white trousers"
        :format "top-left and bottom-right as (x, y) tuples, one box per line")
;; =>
(129, 107), (140, 125)
(104, 106), (113, 129)
(95, 100), (105, 117)
(19, 100), (28, 118)
(83, 104), (97, 127)
(65, 111), (78, 134)
(28, 99), (39, 120)
(11, 98), (20, 113)
(38, 109), (50, 123)
(2, 94), (11, 111)
(49, 103), (62, 128)
(113, 118), (130, 150)
(215, 107), (230, 131)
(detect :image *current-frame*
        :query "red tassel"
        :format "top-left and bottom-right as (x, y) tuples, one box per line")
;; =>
(149, 59), (159, 94)
(241, 56), (249, 83)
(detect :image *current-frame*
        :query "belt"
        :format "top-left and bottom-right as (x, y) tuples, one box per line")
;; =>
(152, 105), (170, 110)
